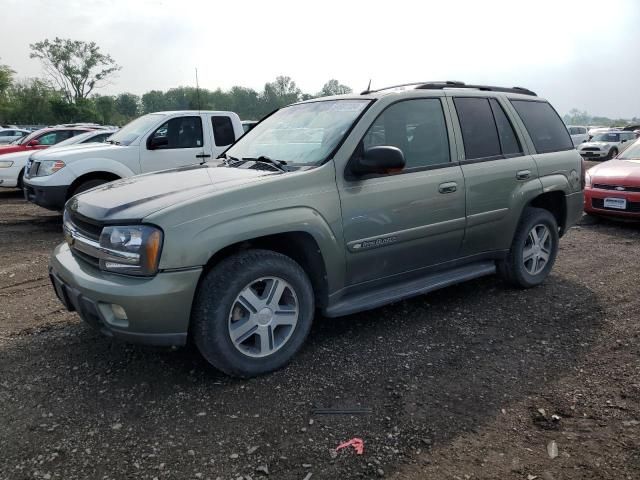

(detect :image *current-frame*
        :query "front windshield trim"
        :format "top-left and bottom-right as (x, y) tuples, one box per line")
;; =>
(222, 98), (375, 168)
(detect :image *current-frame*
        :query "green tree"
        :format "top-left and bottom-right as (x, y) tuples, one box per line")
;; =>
(141, 90), (168, 113)
(261, 76), (301, 113)
(94, 95), (116, 124)
(6, 79), (60, 124)
(318, 79), (352, 97)
(115, 93), (139, 118)
(30, 37), (121, 103)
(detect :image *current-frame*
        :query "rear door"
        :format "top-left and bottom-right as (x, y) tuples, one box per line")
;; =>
(338, 97), (466, 286)
(448, 96), (541, 255)
(139, 115), (212, 173)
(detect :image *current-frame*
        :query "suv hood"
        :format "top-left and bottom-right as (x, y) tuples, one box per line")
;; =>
(588, 159), (640, 185)
(67, 164), (278, 221)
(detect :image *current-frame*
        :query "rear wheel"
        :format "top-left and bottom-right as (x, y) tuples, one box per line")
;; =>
(192, 249), (315, 377)
(498, 207), (559, 288)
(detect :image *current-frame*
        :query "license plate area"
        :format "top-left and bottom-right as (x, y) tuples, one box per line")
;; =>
(604, 197), (627, 210)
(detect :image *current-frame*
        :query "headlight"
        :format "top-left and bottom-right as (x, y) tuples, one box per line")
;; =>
(99, 225), (163, 276)
(0, 161), (13, 168)
(36, 160), (65, 176)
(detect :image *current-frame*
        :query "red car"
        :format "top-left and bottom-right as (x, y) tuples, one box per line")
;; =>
(0, 127), (93, 156)
(584, 139), (640, 218)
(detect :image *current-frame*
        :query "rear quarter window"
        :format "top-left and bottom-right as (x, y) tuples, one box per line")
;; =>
(511, 100), (573, 154)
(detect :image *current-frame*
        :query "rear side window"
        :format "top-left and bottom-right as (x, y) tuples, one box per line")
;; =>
(211, 116), (235, 146)
(453, 98), (501, 160)
(511, 100), (573, 153)
(489, 98), (522, 156)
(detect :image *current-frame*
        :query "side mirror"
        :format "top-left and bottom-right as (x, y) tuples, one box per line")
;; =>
(147, 135), (166, 150)
(351, 146), (405, 176)
(27, 139), (40, 147)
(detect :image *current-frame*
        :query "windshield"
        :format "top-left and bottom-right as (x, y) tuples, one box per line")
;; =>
(224, 100), (371, 166)
(591, 133), (620, 142)
(17, 129), (44, 145)
(618, 141), (640, 160)
(108, 114), (164, 146)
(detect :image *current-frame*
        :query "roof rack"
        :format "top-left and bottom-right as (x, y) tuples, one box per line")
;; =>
(361, 80), (537, 97)
(417, 81), (537, 96)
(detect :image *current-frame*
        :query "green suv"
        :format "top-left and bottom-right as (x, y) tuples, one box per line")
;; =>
(50, 81), (584, 377)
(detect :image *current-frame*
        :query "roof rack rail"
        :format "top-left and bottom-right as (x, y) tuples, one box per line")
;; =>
(360, 80), (464, 95)
(416, 81), (537, 97)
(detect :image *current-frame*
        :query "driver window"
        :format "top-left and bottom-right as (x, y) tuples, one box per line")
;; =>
(38, 132), (58, 145)
(362, 99), (450, 169)
(149, 116), (203, 149)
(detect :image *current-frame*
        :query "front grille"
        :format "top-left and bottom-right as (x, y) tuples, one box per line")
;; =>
(592, 198), (640, 212)
(68, 210), (102, 240)
(72, 248), (100, 269)
(593, 184), (640, 193)
(582, 147), (601, 152)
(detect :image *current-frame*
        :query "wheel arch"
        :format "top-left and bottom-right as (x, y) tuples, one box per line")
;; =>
(199, 231), (330, 310)
(67, 171), (121, 199)
(528, 190), (568, 235)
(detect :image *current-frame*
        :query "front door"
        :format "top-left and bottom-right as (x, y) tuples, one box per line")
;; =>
(139, 115), (211, 173)
(338, 98), (466, 287)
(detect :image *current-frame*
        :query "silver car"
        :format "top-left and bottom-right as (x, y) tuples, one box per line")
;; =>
(0, 129), (30, 144)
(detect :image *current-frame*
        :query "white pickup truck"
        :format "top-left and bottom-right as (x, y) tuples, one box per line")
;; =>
(23, 110), (243, 210)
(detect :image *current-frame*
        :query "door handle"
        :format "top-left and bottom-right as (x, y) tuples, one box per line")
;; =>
(438, 182), (457, 194)
(195, 153), (211, 159)
(516, 170), (531, 180)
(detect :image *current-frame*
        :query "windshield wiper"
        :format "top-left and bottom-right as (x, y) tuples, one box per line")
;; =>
(217, 153), (243, 166)
(242, 156), (288, 172)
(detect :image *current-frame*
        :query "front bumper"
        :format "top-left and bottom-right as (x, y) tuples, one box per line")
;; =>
(0, 163), (21, 188)
(50, 243), (202, 345)
(579, 150), (608, 159)
(23, 181), (69, 210)
(584, 187), (640, 218)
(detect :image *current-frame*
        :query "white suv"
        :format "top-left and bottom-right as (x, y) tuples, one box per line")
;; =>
(577, 130), (637, 160)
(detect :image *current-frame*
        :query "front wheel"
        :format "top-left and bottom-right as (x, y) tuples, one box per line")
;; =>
(192, 249), (315, 377)
(608, 147), (618, 160)
(71, 178), (111, 197)
(498, 207), (559, 288)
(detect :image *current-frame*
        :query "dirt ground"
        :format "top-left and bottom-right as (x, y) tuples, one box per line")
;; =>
(1, 169), (639, 480)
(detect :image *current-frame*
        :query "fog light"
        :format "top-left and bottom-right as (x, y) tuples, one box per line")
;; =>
(111, 304), (128, 320)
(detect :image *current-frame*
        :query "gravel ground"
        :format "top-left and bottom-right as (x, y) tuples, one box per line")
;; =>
(1, 173), (639, 480)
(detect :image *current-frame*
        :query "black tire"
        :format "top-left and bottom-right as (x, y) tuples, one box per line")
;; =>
(498, 207), (559, 288)
(71, 178), (110, 197)
(17, 168), (24, 190)
(192, 249), (315, 378)
(608, 147), (618, 160)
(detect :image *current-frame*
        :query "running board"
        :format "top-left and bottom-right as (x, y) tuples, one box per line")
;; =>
(325, 261), (496, 317)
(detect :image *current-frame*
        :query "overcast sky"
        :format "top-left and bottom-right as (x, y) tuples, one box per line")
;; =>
(2, 0), (639, 118)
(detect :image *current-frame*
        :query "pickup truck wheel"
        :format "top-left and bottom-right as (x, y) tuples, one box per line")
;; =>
(72, 178), (110, 197)
(192, 249), (315, 378)
(498, 207), (559, 288)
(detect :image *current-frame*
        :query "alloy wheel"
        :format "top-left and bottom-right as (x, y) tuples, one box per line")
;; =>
(522, 224), (552, 275)
(228, 277), (299, 358)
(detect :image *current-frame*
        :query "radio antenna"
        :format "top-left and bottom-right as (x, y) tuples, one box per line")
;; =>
(195, 67), (202, 114)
